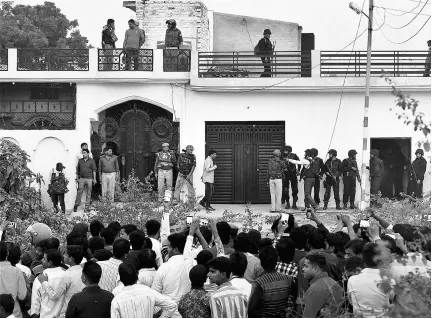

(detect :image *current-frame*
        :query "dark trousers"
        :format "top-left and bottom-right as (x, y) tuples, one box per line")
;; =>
(282, 174), (299, 204)
(200, 182), (213, 207)
(394, 174), (404, 198)
(52, 194), (65, 213)
(370, 176), (382, 195)
(304, 177), (317, 209)
(260, 57), (271, 77)
(324, 178), (340, 204)
(343, 176), (356, 205)
(125, 48), (139, 70)
(408, 179), (423, 198)
(313, 178), (321, 205)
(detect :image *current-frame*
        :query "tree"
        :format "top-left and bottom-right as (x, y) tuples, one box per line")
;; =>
(0, 1), (92, 49)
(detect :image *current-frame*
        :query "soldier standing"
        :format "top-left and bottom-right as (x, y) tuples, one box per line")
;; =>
(310, 148), (328, 209)
(408, 149), (427, 198)
(367, 149), (384, 206)
(323, 149), (342, 210)
(341, 149), (361, 209)
(281, 145), (300, 209)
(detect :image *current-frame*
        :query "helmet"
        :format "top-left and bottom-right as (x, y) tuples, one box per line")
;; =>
(348, 149), (358, 157)
(415, 148), (424, 155)
(370, 149), (379, 156)
(284, 145), (292, 153)
(27, 223), (52, 245)
(310, 148), (318, 157)
(328, 149), (337, 156)
(304, 149), (313, 157)
(263, 29), (271, 35)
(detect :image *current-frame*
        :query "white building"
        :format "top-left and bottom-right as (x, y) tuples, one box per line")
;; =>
(0, 0), (430, 211)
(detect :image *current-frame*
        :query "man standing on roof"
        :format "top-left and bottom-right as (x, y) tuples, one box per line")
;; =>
(256, 29), (274, 77)
(165, 19), (183, 49)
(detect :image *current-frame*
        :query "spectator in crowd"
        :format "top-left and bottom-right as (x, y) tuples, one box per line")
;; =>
(151, 233), (191, 315)
(178, 265), (211, 318)
(145, 219), (163, 267)
(233, 233), (264, 283)
(21, 223), (52, 268)
(93, 249), (112, 262)
(74, 149), (96, 212)
(165, 19), (183, 49)
(31, 249), (66, 317)
(108, 222), (122, 241)
(100, 228), (116, 254)
(249, 246), (296, 318)
(344, 239), (366, 259)
(207, 257), (248, 318)
(65, 261), (113, 318)
(89, 220), (104, 238)
(7, 244), (31, 284)
(206, 221), (234, 258)
(89, 236), (106, 256)
(347, 242), (395, 317)
(0, 294), (15, 319)
(128, 230), (146, 259)
(98, 239), (130, 292)
(0, 242), (27, 318)
(229, 252), (252, 299)
(248, 229), (261, 256)
(98, 147), (119, 201)
(290, 227), (308, 265)
(119, 224), (138, 240)
(137, 249), (158, 287)
(302, 254), (344, 318)
(275, 237), (298, 278)
(123, 19), (145, 71)
(111, 262), (177, 318)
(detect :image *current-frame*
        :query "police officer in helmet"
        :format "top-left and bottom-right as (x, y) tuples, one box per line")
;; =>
(341, 149), (361, 209)
(323, 149), (343, 210)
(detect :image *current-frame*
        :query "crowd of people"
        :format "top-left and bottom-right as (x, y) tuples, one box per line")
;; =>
(0, 204), (430, 318)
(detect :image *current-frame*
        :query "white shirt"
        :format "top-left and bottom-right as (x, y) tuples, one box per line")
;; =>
(41, 265), (85, 317)
(16, 263), (31, 283)
(6, 315), (15, 318)
(347, 268), (395, 318)
(111, 283), (177, 318)
(202, 156), (216, 183)
(389, 253), (431, 282)
(98, 258), (122, 292)
(149, 237), (163, 267)
(31, 267), (66, 318)
(230, 277), (252, 300)
(151, 255), (191, 304)
(115, 268), (157, 290)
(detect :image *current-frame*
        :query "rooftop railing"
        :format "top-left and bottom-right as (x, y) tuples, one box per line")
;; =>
(320, 51), (430, 77)
(17, 49), (89, 71)
(0, 49), (8, 71)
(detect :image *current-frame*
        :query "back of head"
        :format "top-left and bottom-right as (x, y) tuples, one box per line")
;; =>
(122, 224), (138, 236)
(309, 229), (327, 250)
(100, 227), (116, 245)
(335, 231), (351, 247)
(189, 264), (208, 287)
(216, 222), (232, 245)
(46, 249), (62, 267)
(83, 261), (102, 284)
(393, 224), (414, 242)
(0, 242), (8, 261)
(67, 245), (84, 265)
(72, 223), (89, 238)
(142, 237), (153, 250)
(167, 233), (187, 254)
(113, 239), (130, 259)
(344, 256), (364, 273)
(259, 246), (278, 271)
(259, 238), (273, 250)
(108, 221), (121, 237)
(0, 294), (15, 316)
(119, 262), (138, 286)
(276, 237), (295, 264)
(145, 220), (161, 236)
(89, 236), (105, 253)
(310, 148), (318, 157)
(199, 226), (212, 245)
(362, 242), (380, 268)
(290, 227), (308, 250)
(90, 220), (104, 237)
(138, 249), (157, 269)
(7, 244), (21, 266)
(325, 233), (344, 253)
(44, 237), (60, 250)
(93, 249), (112, 261)
(196, 250), (213, 270)
(229, 252), (247, 277)
(234, 233), (250, 253)
(129, 230), (146, 250)
(344, 239), (366, 256)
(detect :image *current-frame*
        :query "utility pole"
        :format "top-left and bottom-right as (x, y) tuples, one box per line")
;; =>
(359, 0), (374, 211)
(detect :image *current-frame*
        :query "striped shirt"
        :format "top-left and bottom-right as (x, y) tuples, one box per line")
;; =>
(98, 258), (122, 292)
(209, 282), (248, 318)
(111, 283), (177, 318)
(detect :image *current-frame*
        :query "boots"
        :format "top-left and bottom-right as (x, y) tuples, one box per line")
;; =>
(323, 203), (328, 210)
(292, 201), (298, 209)
(349, 203), (357, 209)
(336, 203), (342, 210)
(343, 203), (348, 209)
(285, 201), (291, 209)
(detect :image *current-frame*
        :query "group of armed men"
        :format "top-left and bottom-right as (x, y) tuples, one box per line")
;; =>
(267, 146), (427, 213)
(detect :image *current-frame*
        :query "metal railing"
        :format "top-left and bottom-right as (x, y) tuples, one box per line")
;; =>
(163, 49), (191, 72)
(0, 49), (8, 71)
(320, 51), (431, 77)
(98, 48), (153, 71)
(198, 51), (312, 78)
(17, 49), (89, 71)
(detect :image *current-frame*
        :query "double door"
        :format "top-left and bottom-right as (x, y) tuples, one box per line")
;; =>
(206, 122), (285, 204)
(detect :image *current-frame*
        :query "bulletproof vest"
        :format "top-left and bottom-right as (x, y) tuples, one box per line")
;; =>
(304, 158), (320, 177)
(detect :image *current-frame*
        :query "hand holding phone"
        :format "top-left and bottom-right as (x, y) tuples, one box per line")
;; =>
(186, 216), (193, 226)
(200, 219), (208, 227)
(359, 220), (370, 228)
(281, 213), (289, 226)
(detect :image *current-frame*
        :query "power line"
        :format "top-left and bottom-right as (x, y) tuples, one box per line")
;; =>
(375, 5), (431, 16)
(375, 0), (420, 16)
(403, 0), (430, 4)
(378, 15), (430, 44)
(381, 0), (429, 29)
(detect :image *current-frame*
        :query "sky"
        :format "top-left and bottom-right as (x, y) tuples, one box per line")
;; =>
(11, 0), (431, 51)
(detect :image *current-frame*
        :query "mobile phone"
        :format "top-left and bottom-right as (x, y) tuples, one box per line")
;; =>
(387, 234), (396, 240)
(7, 222), (16, 229)
(281, 213), (289, 226)
(200, 219), (208, 226)
(360, 220), (370, 228)
(186, 216), (193, 225)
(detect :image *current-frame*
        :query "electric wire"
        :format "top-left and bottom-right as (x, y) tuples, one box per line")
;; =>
(378, 0), (421, 16)
(377, 15), (430, 44)
(380, 0), (429, 29)
(375, 5), (430, 16)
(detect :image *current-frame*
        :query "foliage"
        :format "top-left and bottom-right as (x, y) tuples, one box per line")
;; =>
(0, 1), (91, 49)
(385, 78), (431, 152)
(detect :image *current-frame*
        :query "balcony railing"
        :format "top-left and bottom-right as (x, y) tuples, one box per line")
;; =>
(98, 49), (153, 71)
(0, 49), (8, 71)
(320, 51), (430, 77)
(163, 49), (191, 72)
(17, 49), (89, 71)
(198, 51), (312, 78)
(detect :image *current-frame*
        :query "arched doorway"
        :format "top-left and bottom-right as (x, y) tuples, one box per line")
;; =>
(94, 100), (179, 182)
